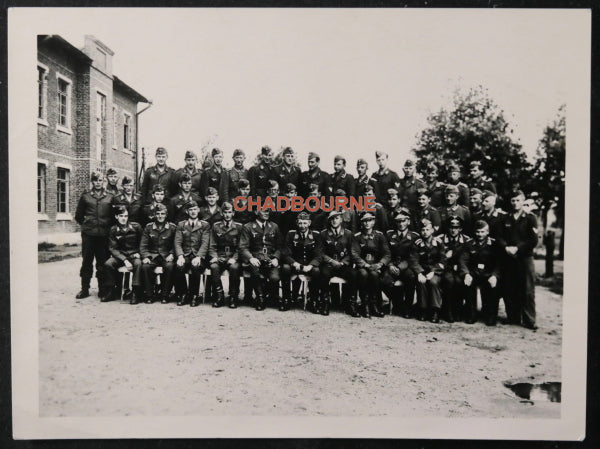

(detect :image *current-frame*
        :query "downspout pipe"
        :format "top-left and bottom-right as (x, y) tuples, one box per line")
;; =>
(135, 100), (153, 188)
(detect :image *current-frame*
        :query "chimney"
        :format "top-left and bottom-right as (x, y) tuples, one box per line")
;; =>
(82, 35), (114, 76)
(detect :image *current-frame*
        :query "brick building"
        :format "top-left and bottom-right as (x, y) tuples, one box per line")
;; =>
(37, 35), (150, 236)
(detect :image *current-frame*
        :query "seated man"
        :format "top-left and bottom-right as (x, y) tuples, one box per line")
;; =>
(382, 208), (419, 318)
(208, 202), (243, 309)
(174, 200), (211, 307)
(459, 220), (501, 325)
(139, 204), (176, 304)
(413, 219), (447, 323)
(239, 209), (283, 311)
(320, 210), (357, 317)
(352, 212), (391, 318)
(440, 216), (471, 323)
(281, 212), (322, 313)
(103, 206), (143, 302)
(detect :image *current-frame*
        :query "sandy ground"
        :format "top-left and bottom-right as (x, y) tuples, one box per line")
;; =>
(38, 257), (562, 418)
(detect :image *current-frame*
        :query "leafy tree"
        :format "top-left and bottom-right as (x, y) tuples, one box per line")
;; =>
(412, 85), (530, 208)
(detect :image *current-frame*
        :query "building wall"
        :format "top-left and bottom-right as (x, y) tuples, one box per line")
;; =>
(110, 91), (138, 184)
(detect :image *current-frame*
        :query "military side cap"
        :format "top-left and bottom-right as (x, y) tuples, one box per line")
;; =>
(308, 152), (319, 160)
(106, 168), (117, 175)
(334, 155), (346, 164)
(206, 187), (219, 196)
(282, 146), (294, 156)
(180, 173), (192, 183)
(448, 216), (463, 227)
(470, 160), (482, 168)
(114, 204), (128, 215)
(232, 149), (245, 157)
(211, 147), (223, 157)
(420, 218), (433, 228)
(335, 188), (347, 196)
(361, 212), (376, 221)
(426, 163), (438, 173)
(482, 189), (495, 199)
(356, 158), (368, 166)
(155, 147), (168, 155)
(238, 179), (250, 188)
(404, 159), (415, 167)
(375, 150), (387, 158)
(221, 201), (233, 211)
(261, 145), (272, 155)
(122, 176), (133, 185)
(445, 184), (459, 194)
(152, 184), (165, 193)
(90, 171), (102, 181)
(286, 183), (297, 192)
(297, 212), (311, 221)
(470, 188), (483, 197)
(328, 210), (342, 220)
(309, 183), (319, 193)
(268, 179), (279, 189)
(394, 207), (411, 220)
(184, 150), (197, 159)
(510, 189), (525, 198)
(387, 188), (399, 196)
(363, 184), (374, 193)
(474, 219), (489, 230)
(154, 203), (167, 213)
(185, 200), (199, 209)
(448, 163), (460, 172)
(416, 187), (430, 197)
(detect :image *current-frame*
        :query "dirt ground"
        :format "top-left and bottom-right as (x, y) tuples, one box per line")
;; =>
(38, 258), (562, 418)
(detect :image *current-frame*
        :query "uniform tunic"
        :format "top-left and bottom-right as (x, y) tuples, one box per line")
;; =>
(371, 168), (401, 204)
(248, 162), (274, 198)
(141, 165), (175, 204)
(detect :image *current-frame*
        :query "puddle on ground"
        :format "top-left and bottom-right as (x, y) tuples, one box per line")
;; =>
(504, 382), (561, 403)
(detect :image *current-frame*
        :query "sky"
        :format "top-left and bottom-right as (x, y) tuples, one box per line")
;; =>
(50, 8), (574, 172)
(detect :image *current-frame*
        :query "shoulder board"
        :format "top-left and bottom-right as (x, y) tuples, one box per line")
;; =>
(386, 229), (394, 236)
(415, 238), (424, 245)
(374, 230), (383, 236)
(458, 182), (468, 187)
(354, 232), (362, 237)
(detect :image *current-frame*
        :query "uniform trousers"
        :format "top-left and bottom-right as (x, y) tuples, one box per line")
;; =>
(104, 256), (142, 290)
(416, 274), (443, 309)
(80, 234), (110, 289)
(381, 267), (416, 313)
(465, 275), (499, 323)
(442, 270), (465, 319)
(174, 257), (206, 296)
(281, 265), (320, 299)
(140, 257), (175, 298)
(502, 256), (536, 325)
(209, 261), (241, 295)
(356, 267), (382, 302)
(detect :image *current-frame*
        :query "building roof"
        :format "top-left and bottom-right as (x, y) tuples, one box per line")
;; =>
(113, 75), (150, 104)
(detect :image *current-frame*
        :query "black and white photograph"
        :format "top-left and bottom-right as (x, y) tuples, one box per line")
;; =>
(9, 7), (590, 439)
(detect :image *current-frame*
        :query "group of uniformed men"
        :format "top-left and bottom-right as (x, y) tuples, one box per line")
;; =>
(74, 146), (539, 330)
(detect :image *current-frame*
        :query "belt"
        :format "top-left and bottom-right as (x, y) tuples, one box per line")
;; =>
(262, 247), (268, 254)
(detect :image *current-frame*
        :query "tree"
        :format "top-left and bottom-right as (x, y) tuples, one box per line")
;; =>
(530, 104), (566, 255)
(412, 85), (530, 208)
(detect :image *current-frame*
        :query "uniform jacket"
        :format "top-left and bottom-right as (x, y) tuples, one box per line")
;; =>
(141, 165), (175, 203)
(320, 227), (354, 266)
(198, 205), (224, 227)
(413, 236), (446, 275)
(208, 220), (243, 261)
(140, 221), (177, 260)
(141, 202), (166, 227)
(468, 177), (496, 194)
(357, 204), (389, 233)
(385, 205), (403, 230)
(278, 209), (299, 235)
(459, 237), (501, 279)
(227, 166), (249, 199)
(386, 229), (420, 270)
(174, 219), (211, 259)
(170, 167), (203, 197)
(371, 169), (401, 204)
(239, 220), (283, 262)
(273, 164), (301, 194)
(497, 210), (539, 258)
(248, 162), (274, 198)
(481, 208), (506, 240)
(412, 205), (442, 233)
(352, 230), (391, 268)
(233, 200), (255, 226)
(355, 174), (381, 201)
(398, 176), (426, 211)
(299, 168), (331, 198)
(331, 170), (356, 197)
(427, 180), (446, 208)
(341, 210), (359, 234)
(309, 208), (328, 232)
(75, 189), (115, 236)
(446, 180), (470, 206)
(200, 165), (229, 202)
(106, 183), (121, 196)
(440, 233), (471, 272)
(108, 222), (143, 261)
(168, 192), (202, 224)
(283, 230), (322, 267)
(439, 204), (472, 234)
(111, 192), (143, 224)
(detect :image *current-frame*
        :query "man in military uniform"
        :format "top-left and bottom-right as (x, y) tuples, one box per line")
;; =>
(273, 147), (301, 195)
(173, 200), (211, 307)
(398, 159), (425, 212)
(248, 146), (274, 198)
(170, 150), (203, 197)
(200, 148), (229, 203)
(139, 204), (176, 304)
(198, 187), (223, 227)
(371, 151), (401, 205)
(439, 184), (471, 235)
(239, 208), (283, 311)
(413, 218), (446, 323)
(105, 168), (121, 196)
(279, 183), (300, 235)
(459, 220), (501, 325)
(281, 212), (322, 313)
(355, 158), (380, 200)
(440, 216), (471, 323)
(468, 160), (496, 194)
(480, 190), (505, 239)
(352, 213), (391, 318)
(384, 188), (403, 230)
(111, 176), (142, 224)
(168, 173), (202, 223)
(468, 188), (484, 232)
(497, 190), (539, 330)
(320, 210), (358, 316)
(445, 163), (470, 206)
(74, 172), (115, 299)
(424, 163), (446, 208)
(381, 208), (419, 318)
(299, 152), (331, 198)
(232, 179), (255, 225)
(412, 188), (442, 234)
(306, 183), (328, 231)
(208, 202), (243, 309)
(102, 206), (143, 302)
(358, 184), (388, 232)
(335, 188), (358, 233)
(331, 155), (356, 197)
(141, 147), (175, 203)
(265, 180), (283, 228)
(227, 149), (249, 200)
(141, 185), (167, 227)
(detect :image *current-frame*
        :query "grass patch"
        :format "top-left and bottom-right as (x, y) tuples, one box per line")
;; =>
(38, 242), (56, 251)
(536, 273), (563, 295)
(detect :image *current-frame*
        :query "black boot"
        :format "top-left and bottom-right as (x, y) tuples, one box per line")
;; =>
(212, 289), (225, 308)
(347, 293), (360, 317)
(431, 308), (441, 323)
(101, 287), (119, 303)
(177, 293), (189, 306)
(370, 294), (385, 318)
(360, 292), (371, 318)
(228, 289), (239, 309)
(254, 281), (265, 311)
(76, 279), (90, 299)
(320, 292), (330, 316)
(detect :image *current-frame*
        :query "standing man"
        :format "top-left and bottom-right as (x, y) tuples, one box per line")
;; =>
(331, 155), (356, 197)
(468, 188), (485, 232)
(141, 185), (167, 227)
(198, 187), (223, 227)
(498, 190), (539, 330)
(398, 159), (425, 212)
(439, 185), (471, 235)
(358, 184), (388, 232)
(74, 172), (115, 299)
(208, 202), (243, 309)
(445, 163), (470, 206)
(468, 161), (496, 194)
(355, 158), (380, 200)
(299, 152), (331, 198)
(105, 168), (121, 196)
(371, 151), (401, 205)
(424, 163), (446, 208)
(111, 176), (143, 224)
(239, 209), (283, 311)
(320, 210), (358, 316)
(139, 203), (176, 305)
(440, 216), (471, 323)
(273, 147), (301, 195)
(306, 183), (328, 231)
(384, 188), (403, 230)
(480, 190), (505, 239)
(200, 148), (229, 203)
(412, 188), (442, 234)
(173, 200), (211, 307)
(281, 212), (322, 313)
(248, 145), (274, 198)
(141, 147), (175, 204)
(279, 183), (300, 235)
(170, 150), (203, 197)
(168, 173), (202, 224)
(232, 179), (255, 226)
(227, 149), (249, 200)
(102, 206), (143, 302)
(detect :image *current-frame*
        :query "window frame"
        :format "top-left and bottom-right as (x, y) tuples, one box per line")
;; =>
(123, 111), (132, 152)
(56, 163), (72, 220)
(37, 159), (48, 220)
(37, 63), (49, 126)
(55, 73), (73, 135)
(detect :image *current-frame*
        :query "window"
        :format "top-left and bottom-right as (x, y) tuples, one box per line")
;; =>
(96, 92), (106, 159)
(57, 167), (70, 213)
(37, 163), (46, 213)
(97, 48), (107, 71)
(37, 65), (48, 121)
(112, 106), (118, 149)
(123, 113), (131, 150)
(56, 75), (72, 131)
